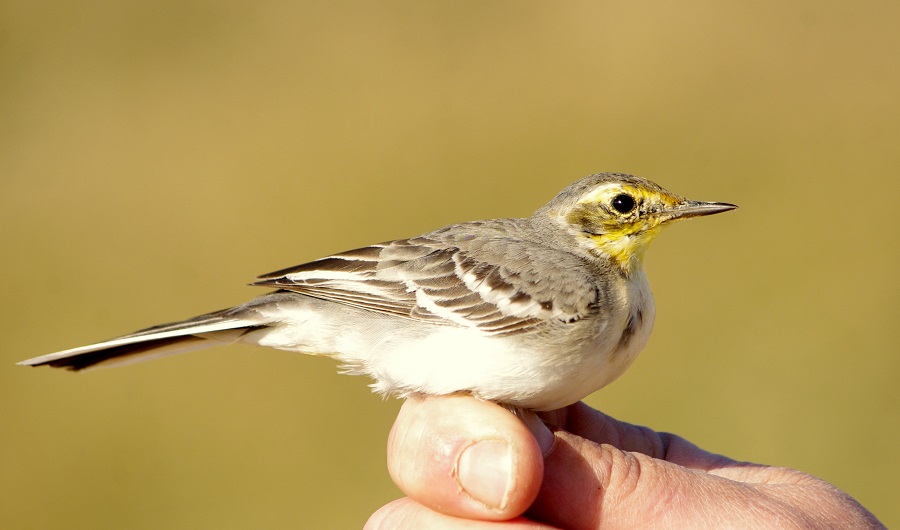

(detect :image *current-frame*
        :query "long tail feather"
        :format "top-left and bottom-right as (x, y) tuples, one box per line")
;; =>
(19, 310), (264, 371)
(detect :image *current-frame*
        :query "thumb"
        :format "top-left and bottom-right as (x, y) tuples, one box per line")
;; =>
(386, 395), (547, 521)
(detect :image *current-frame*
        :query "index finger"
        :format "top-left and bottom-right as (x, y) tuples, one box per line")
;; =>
(540, 402), (773, 481)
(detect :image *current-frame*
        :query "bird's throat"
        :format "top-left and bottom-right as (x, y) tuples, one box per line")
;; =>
(588, 227), (661, 276)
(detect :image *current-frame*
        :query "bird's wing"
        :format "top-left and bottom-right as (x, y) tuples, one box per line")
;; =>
(253, 224), (599, 336)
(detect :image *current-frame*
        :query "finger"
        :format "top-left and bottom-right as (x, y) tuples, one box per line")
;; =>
(539, 402), (669, 457)
(528, 430), (692, 529)
(365, 498), (559, 530)
(528, 429), (824, 530)
(541, 402), (747, 473)
(556, 403), (813, 482)
(386, 395), (545, 521)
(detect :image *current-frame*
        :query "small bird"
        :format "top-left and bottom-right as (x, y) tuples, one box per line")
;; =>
(19, 173), (735, 411)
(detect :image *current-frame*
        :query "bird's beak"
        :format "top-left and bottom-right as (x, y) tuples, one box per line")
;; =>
(665, 200), (737, 221)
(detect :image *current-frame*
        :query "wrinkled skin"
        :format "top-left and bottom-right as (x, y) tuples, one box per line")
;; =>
(366, 395), (884, 530)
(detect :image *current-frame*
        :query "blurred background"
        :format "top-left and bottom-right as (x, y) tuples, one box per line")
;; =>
(2, 1), (898, 527)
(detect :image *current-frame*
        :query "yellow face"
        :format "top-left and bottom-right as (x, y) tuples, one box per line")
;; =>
(537, 173), (734, 275)
(566, 180), (723, 274)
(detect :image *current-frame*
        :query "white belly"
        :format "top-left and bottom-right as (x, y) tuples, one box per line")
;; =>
(248, 273), (655, 411)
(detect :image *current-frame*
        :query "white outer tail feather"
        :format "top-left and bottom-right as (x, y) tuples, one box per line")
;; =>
(19, 318), (257, 371)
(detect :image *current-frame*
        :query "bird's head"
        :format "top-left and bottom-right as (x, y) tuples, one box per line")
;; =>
(537, 173), (736, 275)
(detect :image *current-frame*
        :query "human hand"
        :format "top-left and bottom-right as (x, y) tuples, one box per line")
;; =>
(365, 395), (883, 529)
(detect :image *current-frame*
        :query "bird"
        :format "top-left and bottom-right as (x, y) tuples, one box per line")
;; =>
(19, 173), (735, 411)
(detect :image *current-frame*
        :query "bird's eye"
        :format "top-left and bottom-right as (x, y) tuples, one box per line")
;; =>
(611, 194), (636, 214)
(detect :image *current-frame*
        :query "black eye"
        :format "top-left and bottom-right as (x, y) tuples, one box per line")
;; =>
(611, 194), (636, 214)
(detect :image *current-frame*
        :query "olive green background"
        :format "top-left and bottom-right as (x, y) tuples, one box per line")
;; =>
(2, 2), (898, 528)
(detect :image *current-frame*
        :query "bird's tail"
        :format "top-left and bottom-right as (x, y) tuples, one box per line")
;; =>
(18, 308), (265, 371)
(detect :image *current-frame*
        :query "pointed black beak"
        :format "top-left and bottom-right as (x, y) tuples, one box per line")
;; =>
(667, 200), (737, 221)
